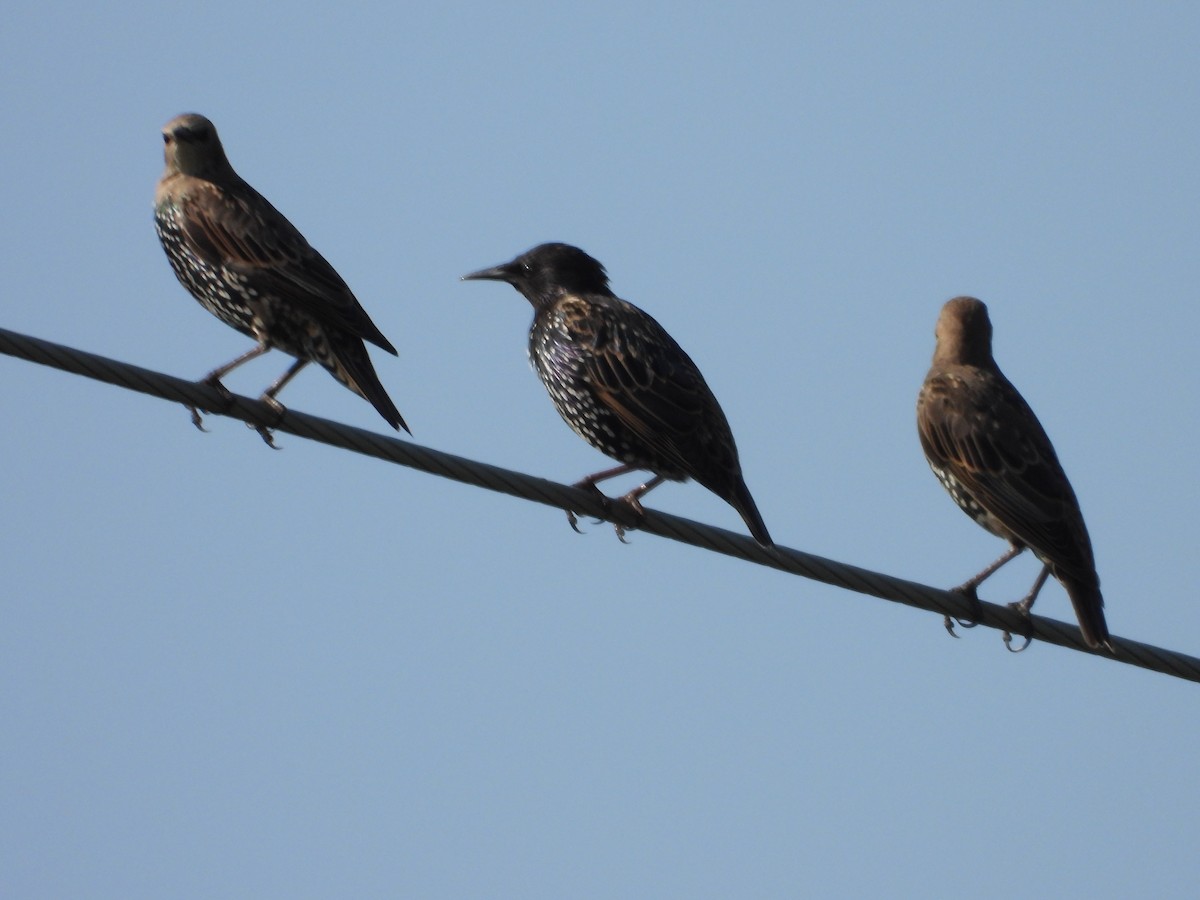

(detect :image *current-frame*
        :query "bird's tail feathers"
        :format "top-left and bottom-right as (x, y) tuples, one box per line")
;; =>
(1061, 573), (1112, 652)
(328, 337), (410, 434)
(729, 478), (773, 549)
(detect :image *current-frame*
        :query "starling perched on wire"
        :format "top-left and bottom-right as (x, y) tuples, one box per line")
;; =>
(154, 113), (408, 442)
(917, 297), (1111, 651)
(463, 242), (772, 548)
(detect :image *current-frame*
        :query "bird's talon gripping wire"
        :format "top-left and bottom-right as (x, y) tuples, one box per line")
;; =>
(187, 377), (233, 434)
(250, 422), (281, 449)
(943, 585), (982, 638)
(1003, 629), (1033, 653)
(188, 405), (209, 432)
(249, 395), (288, 449)
(1002, 600), (1034, 653)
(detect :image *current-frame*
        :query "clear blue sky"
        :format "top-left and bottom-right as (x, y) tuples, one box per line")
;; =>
(3, 2), (1197, 897)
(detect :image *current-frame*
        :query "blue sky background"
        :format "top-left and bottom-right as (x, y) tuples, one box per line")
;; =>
(2, 2), (1197, 897)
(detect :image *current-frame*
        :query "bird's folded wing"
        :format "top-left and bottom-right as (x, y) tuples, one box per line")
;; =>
(571, 299), (728, 478)
(177, 184), (397, 354)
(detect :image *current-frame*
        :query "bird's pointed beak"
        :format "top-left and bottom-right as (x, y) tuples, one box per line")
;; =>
(461, 262), (515, 283)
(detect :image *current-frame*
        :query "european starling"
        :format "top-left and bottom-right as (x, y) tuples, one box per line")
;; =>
(917, 297), (1111, 651)
(463, 242), (772, 548)
(154, 113), (408, 440)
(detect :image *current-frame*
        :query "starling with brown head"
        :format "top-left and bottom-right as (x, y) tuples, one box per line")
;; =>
(917, 296), (1111, 651)
(154, 113), (407, 439)
(464, 243), (772, 547)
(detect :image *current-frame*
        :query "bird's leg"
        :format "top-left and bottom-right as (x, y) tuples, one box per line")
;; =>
(1003, 565), (1050, 653)
(944, 543), (1025, 637)
(565, 465), (638, 534)
(954, 543), (1026, 595)
(188, 343), (271, 432)
(203, 342), (272, 384)
(261, 358), (308, 407)
(250, 359), (309, 449)
(576, 464), (640, 489)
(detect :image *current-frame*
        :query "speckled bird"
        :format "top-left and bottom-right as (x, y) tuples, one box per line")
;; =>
(463, 242), (772, 547)
(154, 113), (407, 436)
(917, 296), (1111, 650)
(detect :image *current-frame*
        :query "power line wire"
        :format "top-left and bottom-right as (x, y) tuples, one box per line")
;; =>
(2, 324), (1195, 683)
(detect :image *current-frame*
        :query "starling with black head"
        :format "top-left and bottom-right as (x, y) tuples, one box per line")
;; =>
(154, 113), (407, 441)
(464, 242), (772, 547)
(917, 296), (1111, 651)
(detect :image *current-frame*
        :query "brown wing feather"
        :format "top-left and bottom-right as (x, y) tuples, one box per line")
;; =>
(179, 180), (396, 354)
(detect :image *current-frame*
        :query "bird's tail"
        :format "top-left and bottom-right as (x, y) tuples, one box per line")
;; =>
(729, 478), (773, 548)
(1061, 574), (1112, 652)
(328, 335), (410, 434)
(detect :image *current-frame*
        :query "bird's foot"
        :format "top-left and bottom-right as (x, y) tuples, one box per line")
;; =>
(565, 481), (611, 536)
(187, 378), (234, 433)
(944, 584), (983, 638)
(605, 491), (653, 545)
(248, 395), (287, 450)
(188, 405), (209, 433)
(1002, 599), (1034, 653)
(251, 424), (280, 449)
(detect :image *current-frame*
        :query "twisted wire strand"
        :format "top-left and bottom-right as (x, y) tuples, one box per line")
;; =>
(3, 325), (1195, 684)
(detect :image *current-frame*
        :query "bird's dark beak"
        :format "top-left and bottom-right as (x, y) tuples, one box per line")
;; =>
(461, 262), (515, 283)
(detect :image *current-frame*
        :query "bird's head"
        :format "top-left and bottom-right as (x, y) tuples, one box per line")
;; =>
(462, 243), (612, 308)
(933, 296), (995, 366)
(161, 113), (233, 179)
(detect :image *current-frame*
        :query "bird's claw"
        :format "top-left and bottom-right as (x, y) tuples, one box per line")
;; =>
(250, 423), (280, 449)
(563, 482), (645, 545)
(249, 395), (288, 449)
(1003, 630), (1033, 653)
(187, 377), (234, 434)
(943, 615), (979, 638)
(563, 509), (607, 535)
(187, 405), (210, 432)
(943, 585), (983, 638)
(603, 492), (652, 545)
(1002, 600), (1034, 653)
(565, 481), (619, 538)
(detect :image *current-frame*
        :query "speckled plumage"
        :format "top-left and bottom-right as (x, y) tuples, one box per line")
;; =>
(154, 113), (407, 433)
(917, 296), (1110, 649)
(464, 243), (772, 547)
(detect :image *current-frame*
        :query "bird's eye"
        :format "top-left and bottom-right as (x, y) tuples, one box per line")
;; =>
(162, 133), (172, 145)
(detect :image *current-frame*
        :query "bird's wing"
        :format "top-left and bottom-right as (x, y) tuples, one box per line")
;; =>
(564, 296), (734, 480)
(918, 369), (1095, 579)
(177, 181), (396, 353)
